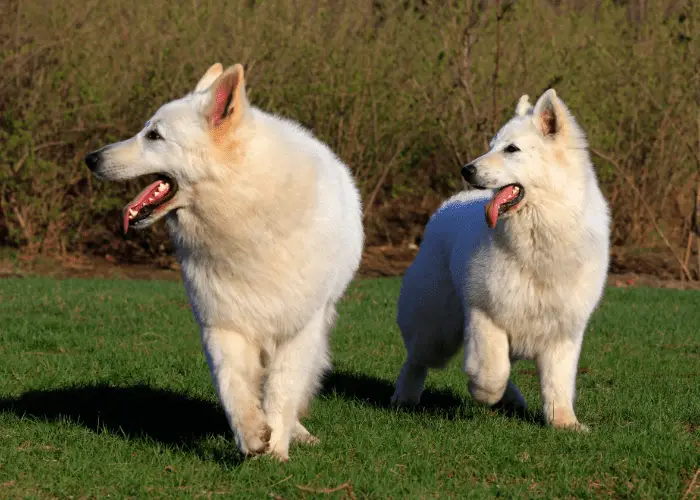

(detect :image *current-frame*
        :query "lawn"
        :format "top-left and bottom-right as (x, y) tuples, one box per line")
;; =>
(0, 277), (698, 498)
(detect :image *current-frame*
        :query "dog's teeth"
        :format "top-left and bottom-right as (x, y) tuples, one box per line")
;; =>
(129, 208), (137, 218)
(512, 186), (520, 194)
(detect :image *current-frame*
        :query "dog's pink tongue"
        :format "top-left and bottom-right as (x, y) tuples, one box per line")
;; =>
(122, 180), (168, 234)
(485, 186), (518, 229)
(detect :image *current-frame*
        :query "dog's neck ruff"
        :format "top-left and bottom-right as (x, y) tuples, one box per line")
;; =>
(495, 203), (587, 279)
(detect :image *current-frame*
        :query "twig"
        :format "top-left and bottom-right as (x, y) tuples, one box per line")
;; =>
(439, 117), (465, 166)
(268, 475), (293, 488)
(12, 141), (67, 174)
(296, 481), (356, 499)
(695, 109), (700, 280)
(696, 186), (700, 283)
(683, 468), (699, 499)
(491, 0), (502, 135)
(591, 147), (693, 281)
(14, 0), (22, 88)
(458, 3), (480, 122)
(682, 221), (694, 282)
(363, 141), (404, 221)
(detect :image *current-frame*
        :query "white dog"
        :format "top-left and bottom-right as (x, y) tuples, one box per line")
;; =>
(85, 63), (364, 460)
(391, 90), (610, 431)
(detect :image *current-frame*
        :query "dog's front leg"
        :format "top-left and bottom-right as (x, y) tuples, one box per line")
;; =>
(262, 305), (331, 461)
(464, 309), (526, 411)
(536, 337), (589, 432)
(201, 327), (271, 456)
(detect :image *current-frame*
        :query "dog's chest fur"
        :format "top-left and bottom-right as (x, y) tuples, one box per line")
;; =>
(166, 203), (325, 342)
(468, 210), (608, 358)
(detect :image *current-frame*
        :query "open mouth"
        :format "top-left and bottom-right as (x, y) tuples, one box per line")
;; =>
(123, 174), (178, 233)
(485, 183), (524, 228)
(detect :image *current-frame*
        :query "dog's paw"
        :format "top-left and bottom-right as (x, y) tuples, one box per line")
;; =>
(236, 422), (272, 456)
(390, 391), (420, 408)
(290, 421), (320, 446)
(267, 448), (290, 462)
(551, 420), (590, 433)
(293, 432), (320, 446)
(266, 435), (291, 462)
(571, 422), (590, 433)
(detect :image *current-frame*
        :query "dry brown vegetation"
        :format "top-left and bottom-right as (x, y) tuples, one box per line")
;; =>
(1, 0), (698, 279)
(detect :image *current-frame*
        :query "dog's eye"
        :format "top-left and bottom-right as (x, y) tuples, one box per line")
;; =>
(146, 129), (163, 141)
(504, 144), (520, 153)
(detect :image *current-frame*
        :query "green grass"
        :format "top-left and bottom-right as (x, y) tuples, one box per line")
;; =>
(0, 277), (698, 498)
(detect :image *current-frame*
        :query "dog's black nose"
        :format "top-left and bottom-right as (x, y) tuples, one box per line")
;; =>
(84, 152), (101, 171)
(461, 163), (477, 182)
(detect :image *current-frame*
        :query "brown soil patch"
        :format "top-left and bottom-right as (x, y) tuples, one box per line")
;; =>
(2, 246), (699, 290)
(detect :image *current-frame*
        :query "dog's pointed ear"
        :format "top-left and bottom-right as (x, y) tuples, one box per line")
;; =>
(204, 64), (249, 129)
(194, 63), (224, 92)
(532, 89), (567, 137)
(515, 94), (532, 116)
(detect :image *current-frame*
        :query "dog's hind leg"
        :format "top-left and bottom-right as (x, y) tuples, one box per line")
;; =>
(391, 361), (428, 406)
(289, 384), (321, 446)
(290, 420), (320, 445)
(391, 320), (463, 407)
(263, 305), (331, 461)
(497, 379), (527, 413)
(200, 327), (271, 456)
(464, 309), (526, 412)
(536, 336), (588, 432)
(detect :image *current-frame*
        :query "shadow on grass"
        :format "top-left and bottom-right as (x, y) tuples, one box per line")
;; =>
(321, 369), (465, 419)
(0, 384), (244, 465)
(321, 369), (544, 424)
(0, 371), (541, 463)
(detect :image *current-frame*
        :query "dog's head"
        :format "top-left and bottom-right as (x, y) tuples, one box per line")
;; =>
(461, 89), (589, 228)
(84, 63), (250, 233)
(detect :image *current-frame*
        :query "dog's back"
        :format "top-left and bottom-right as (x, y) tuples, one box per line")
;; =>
(249, 109), (364, 303)
(396, 190), (492, 369)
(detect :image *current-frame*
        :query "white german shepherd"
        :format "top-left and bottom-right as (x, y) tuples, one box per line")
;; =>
(85, 63), (363, 460)
(391, 90), (610, 431)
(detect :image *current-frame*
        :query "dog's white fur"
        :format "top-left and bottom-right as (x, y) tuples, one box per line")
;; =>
(391, 90), (610, 431)
(87, 63), (363, 460)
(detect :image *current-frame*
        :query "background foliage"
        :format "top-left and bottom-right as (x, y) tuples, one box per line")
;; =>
(1, 0), (698, 276)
